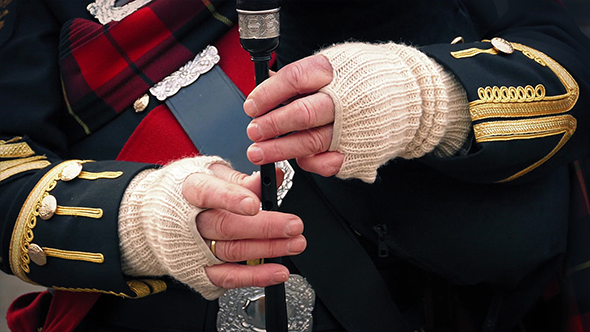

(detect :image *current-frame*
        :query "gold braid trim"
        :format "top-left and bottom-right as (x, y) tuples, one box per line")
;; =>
(0, 141), (35, 158)
(52, 279), (167, 299)
(9, 160), (89, 283)
(474, 115), (577, 182)
(469, 43), (579, 121)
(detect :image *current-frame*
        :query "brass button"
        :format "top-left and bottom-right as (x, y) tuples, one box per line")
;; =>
(29, 243), (47, 266)
(39, 195), (57, 220)
(491, 37), (514, 54)
(59, 162), (83, 181)
(133, 94), (150, 113)
(451, 36), (464, 44)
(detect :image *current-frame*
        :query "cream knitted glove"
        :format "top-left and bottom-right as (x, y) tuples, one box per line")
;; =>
(118, 156), (229, 300)
(319, 42), (472, 183)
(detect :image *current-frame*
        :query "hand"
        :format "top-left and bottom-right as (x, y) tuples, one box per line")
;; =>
(244, 54), (344, 177)
(183, 163), (306, 289)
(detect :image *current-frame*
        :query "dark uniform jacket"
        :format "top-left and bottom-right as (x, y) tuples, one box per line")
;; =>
(1, 0), (589, 331)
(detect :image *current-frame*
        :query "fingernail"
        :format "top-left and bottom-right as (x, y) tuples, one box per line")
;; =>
(247, 145), (264, 164)
(247, 122), (263, 141)
(285, 219), (303, 236)
(244, 99), (259, 117)
(272, 271), (289, 283)
(287, 237), (306, 254)
(240, 197), (257, 215)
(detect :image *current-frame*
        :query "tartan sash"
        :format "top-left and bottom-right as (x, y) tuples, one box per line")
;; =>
(58, 0), (241, 144)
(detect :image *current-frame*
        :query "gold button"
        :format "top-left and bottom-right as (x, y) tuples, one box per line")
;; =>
(59, 162), (83, 181)
(491, 37), (514, 54)
(39, 195), (57, 220)
(29, 243), (47, 266)
(133, 94), (150, 113)
(451, 36), (464, 44)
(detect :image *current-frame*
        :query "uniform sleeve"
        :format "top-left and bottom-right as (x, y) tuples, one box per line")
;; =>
(419, 0), (590, 183)
(0, 1), (165, 299)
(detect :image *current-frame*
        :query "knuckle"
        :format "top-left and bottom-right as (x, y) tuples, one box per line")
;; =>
(283, 61), (306, 94)
(215, 211), (234, 239)
(293, 98), (315, 128)
(222, 241), (244, 262)
(218, 271), (238, 289)
(305, 128), (328, 154)
(188, 176), (211, 207)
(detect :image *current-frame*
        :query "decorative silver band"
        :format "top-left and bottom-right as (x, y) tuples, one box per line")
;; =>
(149, 45), (221, 101)
(217, 274), (315, 332)
(87, 0), (153, 25)
(237, 9), (280, 39)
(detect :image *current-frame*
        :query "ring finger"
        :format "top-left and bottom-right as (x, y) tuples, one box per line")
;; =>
(211, 236), (306, 262)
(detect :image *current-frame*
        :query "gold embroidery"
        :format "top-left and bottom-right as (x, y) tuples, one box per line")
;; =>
(0, 142), (35, 158)
(451, 47), (498, 58)
(473, 115), (576, 182)
(41, 247), (104, 264)
(78, 170), (123, 180)
(55, 206), (104, 219)
(52, 279), (166, 299)
(1, 155), (46, 170)
(451, 40), (579, 181)
(477, 85), (546, 104)
(9, 160), (94, 282)
(0, 157), (51, 182)
(141, 279), (167, 294)
(469, 43), (579, 121)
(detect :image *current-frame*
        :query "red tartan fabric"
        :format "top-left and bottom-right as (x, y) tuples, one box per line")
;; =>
(59, 0), (238, 142)
(6, 1), (263, 331)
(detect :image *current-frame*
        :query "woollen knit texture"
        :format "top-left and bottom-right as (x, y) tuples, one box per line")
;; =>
(319, 42), (471, 183)
(118, 156), (229, 300)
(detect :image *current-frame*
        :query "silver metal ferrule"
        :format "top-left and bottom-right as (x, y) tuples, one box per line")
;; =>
(237, 8), (280, 39)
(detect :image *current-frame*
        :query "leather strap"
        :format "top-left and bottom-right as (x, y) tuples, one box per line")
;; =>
(164, 66), (257, 175)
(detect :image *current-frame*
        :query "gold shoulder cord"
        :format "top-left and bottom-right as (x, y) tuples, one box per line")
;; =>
(452, 41), (579, 182)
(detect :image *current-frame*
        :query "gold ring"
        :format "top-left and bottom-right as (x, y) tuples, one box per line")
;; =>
(209, 240), (217, 257)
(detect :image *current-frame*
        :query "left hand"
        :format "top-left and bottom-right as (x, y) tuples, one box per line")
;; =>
(186, 164), (306, 289)
(244, 54), (344, 177)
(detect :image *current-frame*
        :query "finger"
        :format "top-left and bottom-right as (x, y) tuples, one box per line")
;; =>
(247, 125), (333, 165)
(197, 209), (303, 240)
(297, 152), (344, 177)
(205, 263), (289, 289)
(246, 92), (335, 142)
(244, 54), (333, 117)
(212, 235), (306, 262)
(182, 173), (260, 216)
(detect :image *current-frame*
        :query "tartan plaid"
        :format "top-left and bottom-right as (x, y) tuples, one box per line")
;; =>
(59, 0), (237, 143)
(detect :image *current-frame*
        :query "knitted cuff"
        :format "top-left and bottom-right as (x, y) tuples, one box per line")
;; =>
(319, 42), (470, 183)
(118, 156), (229, 300)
